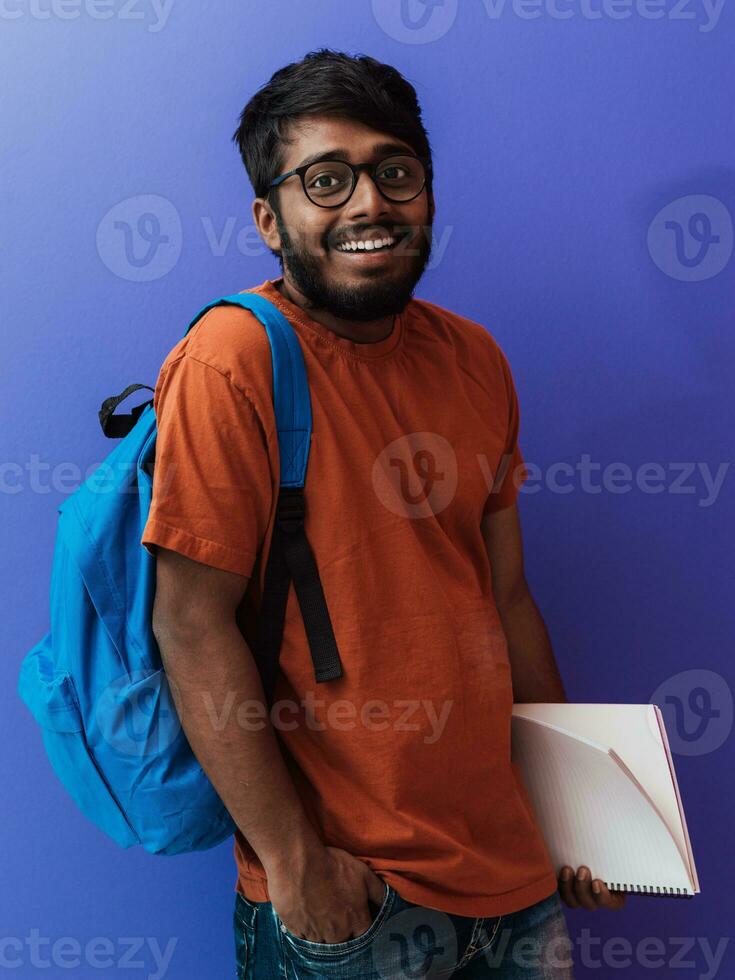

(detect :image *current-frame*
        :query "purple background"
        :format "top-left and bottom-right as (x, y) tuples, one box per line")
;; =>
(3, 2), (733, 978)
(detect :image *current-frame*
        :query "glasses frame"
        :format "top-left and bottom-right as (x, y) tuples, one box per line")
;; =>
(267, 153), (432, 209)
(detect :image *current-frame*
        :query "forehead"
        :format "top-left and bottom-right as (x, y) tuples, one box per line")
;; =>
(279, 115), (415, 169)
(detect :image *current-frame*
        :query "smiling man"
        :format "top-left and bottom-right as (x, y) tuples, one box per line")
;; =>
(261, 127), (433, 326)
(141, 49), (622, 980)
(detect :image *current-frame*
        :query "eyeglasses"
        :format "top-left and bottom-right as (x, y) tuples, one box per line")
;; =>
(267, 154), (431, 208)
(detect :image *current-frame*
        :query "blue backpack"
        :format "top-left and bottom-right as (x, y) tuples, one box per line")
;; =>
(17, 293), (344, 856)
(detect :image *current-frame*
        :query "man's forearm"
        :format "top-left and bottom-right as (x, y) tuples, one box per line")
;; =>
(495, 586), (568, 703)
(154, 620), (322, 875)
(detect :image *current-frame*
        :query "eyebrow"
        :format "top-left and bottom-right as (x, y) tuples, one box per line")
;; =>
(293, 142), (415, 170)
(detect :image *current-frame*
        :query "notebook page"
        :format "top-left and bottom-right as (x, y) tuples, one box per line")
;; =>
(512, 703), (694, 883)
(655, 705), (700, 892)
(511, 714), (693, 892)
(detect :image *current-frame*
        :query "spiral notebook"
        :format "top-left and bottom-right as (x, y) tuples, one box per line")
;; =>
(510, 703), (700, 898)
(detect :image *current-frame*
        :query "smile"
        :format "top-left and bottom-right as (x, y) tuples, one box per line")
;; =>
(334, 236), (397, 253)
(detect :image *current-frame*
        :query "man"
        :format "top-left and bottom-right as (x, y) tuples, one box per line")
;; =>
(142, 49), (624, 979)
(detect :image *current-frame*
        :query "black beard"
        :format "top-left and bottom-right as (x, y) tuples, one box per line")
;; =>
(274, 219), (433, 322)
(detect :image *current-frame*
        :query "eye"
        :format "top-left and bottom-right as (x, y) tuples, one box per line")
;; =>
(307, 168), (351, 191)
(309, 173), (337, 189)
(377, 164), (409, 181)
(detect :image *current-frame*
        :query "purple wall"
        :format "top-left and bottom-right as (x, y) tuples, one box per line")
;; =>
(3, 2), (733, 977)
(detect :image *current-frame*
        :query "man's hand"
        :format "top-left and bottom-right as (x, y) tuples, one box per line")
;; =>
(558, 865), (627, 910)
(267, 845), (387, 944)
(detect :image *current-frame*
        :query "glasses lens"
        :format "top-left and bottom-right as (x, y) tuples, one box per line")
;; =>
(303, 156), (427, 206)
(375, 155), (426, 201)
(304, 161), (354, 205)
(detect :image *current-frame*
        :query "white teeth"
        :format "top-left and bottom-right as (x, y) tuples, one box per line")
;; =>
(336, 236), (395, 253)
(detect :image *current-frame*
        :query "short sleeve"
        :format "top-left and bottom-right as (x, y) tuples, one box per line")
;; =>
(141, 353), (273, 578)
(483, 349), (529, 514)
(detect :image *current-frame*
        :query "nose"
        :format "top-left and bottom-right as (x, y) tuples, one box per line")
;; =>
(344, 169), (390, 220)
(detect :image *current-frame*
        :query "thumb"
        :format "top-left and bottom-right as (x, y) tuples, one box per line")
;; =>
(365, 871), (388, 908)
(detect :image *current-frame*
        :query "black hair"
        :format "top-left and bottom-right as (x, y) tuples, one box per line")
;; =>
(232, 48), (434, 203)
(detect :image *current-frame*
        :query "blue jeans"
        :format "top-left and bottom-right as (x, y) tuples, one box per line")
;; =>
(233, 882), (575, 978)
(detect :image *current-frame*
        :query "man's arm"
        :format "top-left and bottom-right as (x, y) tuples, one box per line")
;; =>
(482, 505), (628, 910)
(480, 502), (568, 703)
(150, 546), (385, 942)
(151, 546), (322, 870)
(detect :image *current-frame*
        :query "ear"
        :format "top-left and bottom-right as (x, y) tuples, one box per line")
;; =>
(252, 197), (282, 253)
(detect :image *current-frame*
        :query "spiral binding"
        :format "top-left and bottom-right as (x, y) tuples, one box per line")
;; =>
(604, 883), (693, 898)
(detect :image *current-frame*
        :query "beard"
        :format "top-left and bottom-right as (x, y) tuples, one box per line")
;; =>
(273, 210), (433, 322)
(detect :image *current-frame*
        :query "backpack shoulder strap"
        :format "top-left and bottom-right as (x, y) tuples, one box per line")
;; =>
(187, 292), (344, 702)
(189, 292), (310, 487)
(98, 292), (345, 700)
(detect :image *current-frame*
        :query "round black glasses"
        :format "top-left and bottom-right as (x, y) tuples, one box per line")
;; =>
(267, 154), (431, 208)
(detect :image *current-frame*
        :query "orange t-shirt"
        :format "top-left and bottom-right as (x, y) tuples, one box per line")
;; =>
(141, 277), (558, 917)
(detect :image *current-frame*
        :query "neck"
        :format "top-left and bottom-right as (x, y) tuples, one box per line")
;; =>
(275, 275), (395, 345)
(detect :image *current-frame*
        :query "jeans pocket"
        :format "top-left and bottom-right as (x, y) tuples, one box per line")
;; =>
(474, 914), (505, 959)
(501, 890), (575, 978)
(233, 894), (257, 978)
(278, 882), (395, 960)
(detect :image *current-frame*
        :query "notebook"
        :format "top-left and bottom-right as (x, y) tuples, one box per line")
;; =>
(510, 703), (700, 898)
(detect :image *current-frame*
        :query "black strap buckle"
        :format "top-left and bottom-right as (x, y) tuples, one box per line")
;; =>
(99, 383), (155, 439)
(276, 487), (305, 531)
